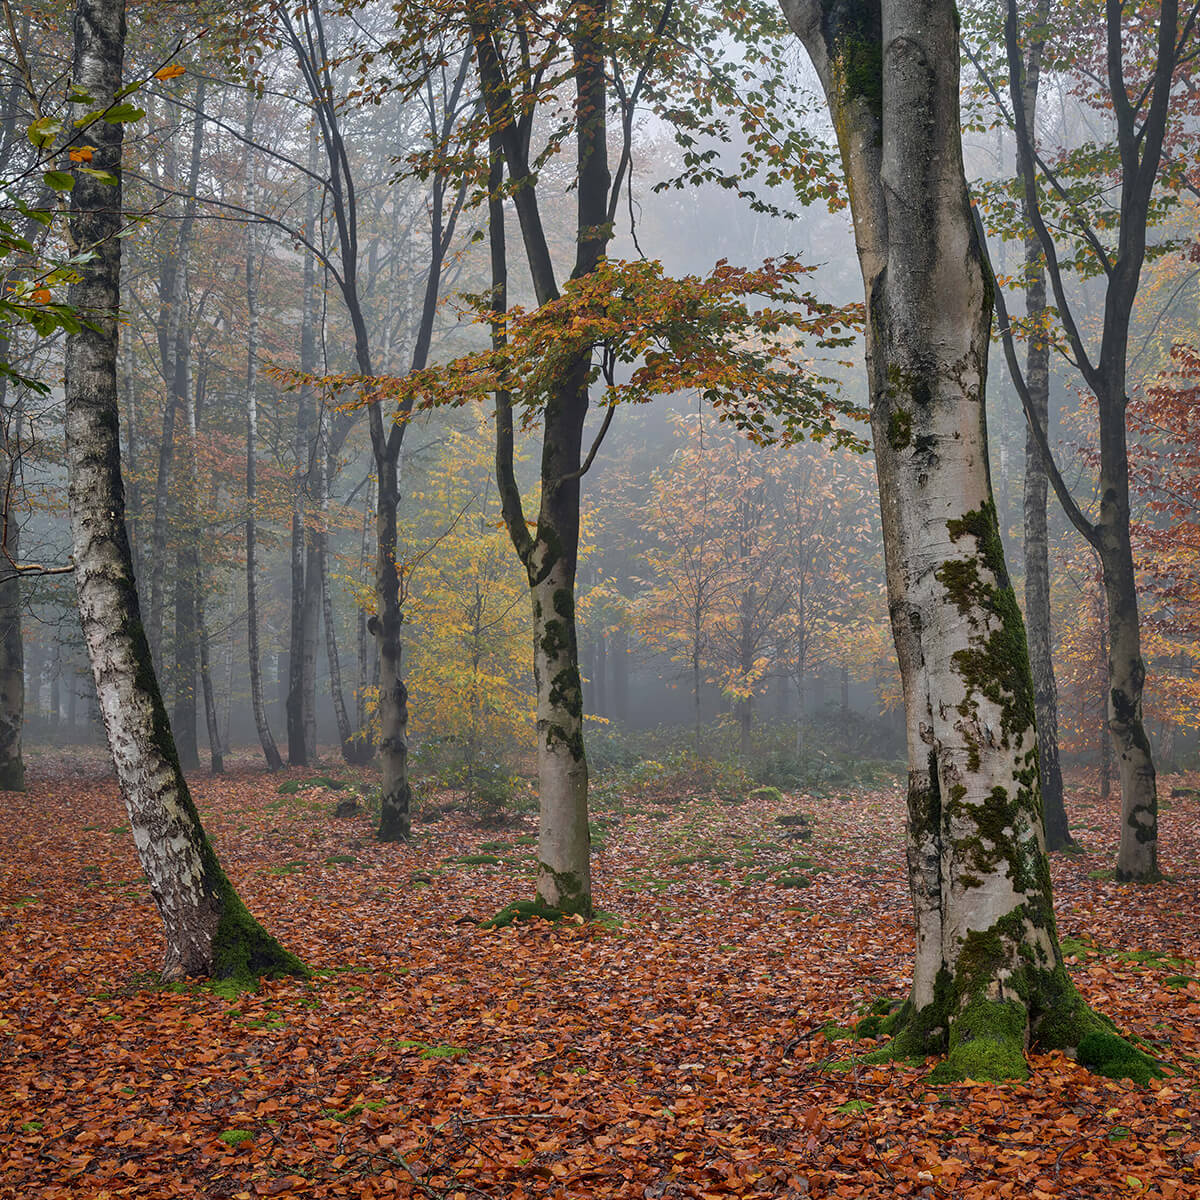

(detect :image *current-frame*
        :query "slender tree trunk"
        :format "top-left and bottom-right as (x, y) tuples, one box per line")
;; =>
(0, 511), (22, 789)
(65, 0), (302, 981)
(198, 598), (223, 774)
(317, 430), (356, 761)
(147, 81), (204, 662)
(780, 0), (1143, 1081)
(355, 477), (373, 737)
(795, 662), (805, 759)
(612, 626), (629, 724)
(0, 365), (23, 789)
(287, 169), (318, 766)
(1099, 421), (1157, 878)
(372, 429), (410, 840)
(120, 300), (139, 580)
(1016, 0), (1071, 851)
(301, 537), (321, 758)
(243, 96), (282, 771)
(171, 297), (200, 771)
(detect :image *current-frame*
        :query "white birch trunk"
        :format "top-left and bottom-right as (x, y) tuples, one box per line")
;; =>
(65, 0), (301, 982)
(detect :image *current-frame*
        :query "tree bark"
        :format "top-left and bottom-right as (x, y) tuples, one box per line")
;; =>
(65, 0), (303, 981)
(198, 598), (223, 774)
(780, 0), (1143, 1081)
(1014, 0), (1071, 850)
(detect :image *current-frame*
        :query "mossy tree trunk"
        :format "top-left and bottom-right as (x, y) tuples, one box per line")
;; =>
(779, 0), (1151, 1082)
(65, 0), (304, 982)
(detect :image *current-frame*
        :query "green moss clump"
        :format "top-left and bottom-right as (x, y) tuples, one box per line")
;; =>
(481, 898), (565, 929)
(749, 786), (784, 803)
(776, 874), (811, 889)
(452, 854), (501, 866)
(1077, 1033), (1164, 1085)
(931, 997), (1028, 1083)
(887, 407), (913, 450)
(217, 1129), (253, 1147)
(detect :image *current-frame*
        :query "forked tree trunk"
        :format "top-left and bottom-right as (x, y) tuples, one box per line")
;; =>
(1001, 0), (1173, 882)
(477, 0), (614, 914)
(65, 0), (303, 982)
(780, 0), (1149, 1082)
(485, 124), (593, 915)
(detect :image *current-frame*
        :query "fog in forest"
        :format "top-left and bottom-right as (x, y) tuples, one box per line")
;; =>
(5, 0), (1197, 802)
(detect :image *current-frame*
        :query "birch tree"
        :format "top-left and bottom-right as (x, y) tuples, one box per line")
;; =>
(779, 0), (1156, 1081)
(65, 0), (303, 983)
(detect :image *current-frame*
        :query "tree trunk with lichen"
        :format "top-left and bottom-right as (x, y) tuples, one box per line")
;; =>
(779, 0), (1155, 1083)
(65, 0), (304, 983)
(526, 392), (591, 914)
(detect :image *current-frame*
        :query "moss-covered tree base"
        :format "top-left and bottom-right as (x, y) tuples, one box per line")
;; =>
(210, 881), (309, 986)
(859, 969), (1163, 1085)
(481, 897), (565, 929)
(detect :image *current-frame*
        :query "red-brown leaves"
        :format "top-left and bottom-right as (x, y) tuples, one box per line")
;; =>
(1, 760), (1197, 1197)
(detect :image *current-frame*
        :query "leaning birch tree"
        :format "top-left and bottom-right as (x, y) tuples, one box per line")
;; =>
(779, 0), (1156, 1081)
(65, 0), (304, 983)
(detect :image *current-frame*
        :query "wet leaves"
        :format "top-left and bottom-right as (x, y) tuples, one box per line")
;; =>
(0, 763), (1197, 1197)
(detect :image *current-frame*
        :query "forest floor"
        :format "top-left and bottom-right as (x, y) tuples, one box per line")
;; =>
(1, 755), (1198, 1199)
